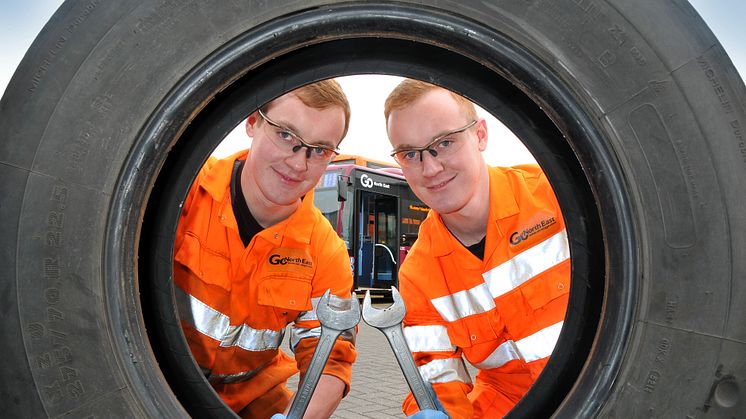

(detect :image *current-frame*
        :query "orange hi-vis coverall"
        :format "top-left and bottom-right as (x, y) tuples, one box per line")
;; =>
(173, 150), (356, 417)
(400, 165), (570, 418)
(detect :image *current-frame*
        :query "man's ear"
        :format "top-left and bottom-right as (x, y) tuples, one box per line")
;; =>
(245, 113), (258, 137)
(476, 118), (488, 152)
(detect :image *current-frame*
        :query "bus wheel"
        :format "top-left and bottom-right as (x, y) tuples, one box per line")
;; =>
(1, 1), (744, 417)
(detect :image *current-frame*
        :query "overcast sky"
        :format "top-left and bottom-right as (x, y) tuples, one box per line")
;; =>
(2, 1), (744, 166)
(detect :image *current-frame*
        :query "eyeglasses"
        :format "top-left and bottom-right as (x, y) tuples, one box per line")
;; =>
(257, 109), (340, 164)
(390, 120), (477, 168)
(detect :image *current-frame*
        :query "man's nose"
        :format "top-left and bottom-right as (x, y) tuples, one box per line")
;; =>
(420, 150), (443, 176)
(285, 147), (309, 171)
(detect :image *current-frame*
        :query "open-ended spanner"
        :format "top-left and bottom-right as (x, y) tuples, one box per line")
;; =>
(362, 287), (438, 412)
(286, 289), (360, 419)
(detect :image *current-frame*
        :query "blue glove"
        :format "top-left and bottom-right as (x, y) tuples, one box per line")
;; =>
(270, 414), (286, 419)
(408, 409), (449, 418)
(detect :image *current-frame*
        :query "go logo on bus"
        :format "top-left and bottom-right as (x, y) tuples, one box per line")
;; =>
(360, 174), (374, 188)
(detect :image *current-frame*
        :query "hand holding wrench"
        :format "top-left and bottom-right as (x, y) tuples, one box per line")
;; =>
(362, 287), (439, 412)
(286, 289), (360, 419)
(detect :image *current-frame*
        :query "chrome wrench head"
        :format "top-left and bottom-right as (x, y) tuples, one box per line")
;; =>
(361, 286), (406, 328)
(316, 289), (361, 331)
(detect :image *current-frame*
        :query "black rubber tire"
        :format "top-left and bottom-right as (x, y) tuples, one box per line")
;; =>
(1, 1), (744, 418)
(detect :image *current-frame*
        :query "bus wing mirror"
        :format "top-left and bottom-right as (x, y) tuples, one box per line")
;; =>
(337, 175), (351, 202)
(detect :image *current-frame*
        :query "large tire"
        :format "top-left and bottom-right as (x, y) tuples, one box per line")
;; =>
(1, 1), (744, 417)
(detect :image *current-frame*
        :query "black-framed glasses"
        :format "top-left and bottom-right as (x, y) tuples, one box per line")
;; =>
(390, 119), (477, 168)
(257, 109), (340, 164)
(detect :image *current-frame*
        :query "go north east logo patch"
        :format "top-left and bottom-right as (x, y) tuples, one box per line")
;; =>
(510, 216), (557, 246)
(269, 254), (313, 267)
(267, 247), (314, 273)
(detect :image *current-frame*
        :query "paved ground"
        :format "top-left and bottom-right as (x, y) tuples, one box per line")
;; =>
(283, 316), (413, 418)
(282, 303), (478, 418)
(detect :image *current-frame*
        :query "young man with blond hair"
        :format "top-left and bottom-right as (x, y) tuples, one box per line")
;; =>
(174, 79), (356, 418)
(385, 79), (570, 418)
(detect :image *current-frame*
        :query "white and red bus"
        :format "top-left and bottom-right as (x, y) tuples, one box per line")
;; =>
(313, 161), (429, 294)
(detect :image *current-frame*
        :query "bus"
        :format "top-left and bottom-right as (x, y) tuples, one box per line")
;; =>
(313, 163), (430, 294)
(329, 153), (398, 170)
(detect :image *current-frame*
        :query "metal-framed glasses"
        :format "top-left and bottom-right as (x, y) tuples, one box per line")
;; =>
(390, 119), (477, 168)
(258, 109), (340, 163)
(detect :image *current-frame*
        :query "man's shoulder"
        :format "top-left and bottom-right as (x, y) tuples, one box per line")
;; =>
(489, 163), (552, 198)
(490, 163), (543, 180)
(294, 205), (347, 252)
(201, 151), (248, 183)
(400, 234), (437, 273)
(188, 151), (248, 204)
(309, 209), (340, 239)
(416, 210), (440, 235)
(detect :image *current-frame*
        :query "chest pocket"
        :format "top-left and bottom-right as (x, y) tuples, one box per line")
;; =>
(520, 261), (570, 311)
(256, 273), (313, 329)
(445, 309), (506, 349)
(257, 274), (313, 311)
(255, 247), (316, 328)
(174, 233), (232, 290)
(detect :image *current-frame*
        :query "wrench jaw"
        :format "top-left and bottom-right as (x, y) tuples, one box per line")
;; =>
(316, 289), (361, 329)
(361, 286), (406, 328)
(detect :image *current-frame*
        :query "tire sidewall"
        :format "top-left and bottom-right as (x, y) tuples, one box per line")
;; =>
(2, 1), (744, 417)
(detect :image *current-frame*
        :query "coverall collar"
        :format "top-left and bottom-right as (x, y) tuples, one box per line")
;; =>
(428, 165), (519, 258)
(198, 149), (315, 247)
(200, 150), (246, 211)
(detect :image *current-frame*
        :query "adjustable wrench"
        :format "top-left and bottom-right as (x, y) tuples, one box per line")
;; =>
(287, 289), (360, 419)
(362, 287), (438, 412)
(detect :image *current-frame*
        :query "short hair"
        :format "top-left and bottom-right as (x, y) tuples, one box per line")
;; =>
(263, 79), (351, 141)
(384, 79), (477, 125)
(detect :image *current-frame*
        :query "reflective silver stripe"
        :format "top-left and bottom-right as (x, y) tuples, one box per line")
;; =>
(430, 282), (496, 322)
(175, 286), (229, 341)
(175, 287), (284, 351)
(221, 324), (284, 352)
(296, 310), (317, 322)
(296, 294), (353, 322)
(208, 370), (259, 385)
(290, 326), (321, 353)
(483, 229), (570, 298)
(425, 230), (569, 323)
(418, 358), (472, 384)
(472, 340), (521, 370)
(403, 325), (456, 352)
(289, 326), (356, 353)
(205, 357), (274, 385)
(515, 321), (563, 362)
(473, 321), (564, 369)
(206, 361), (270, 385)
